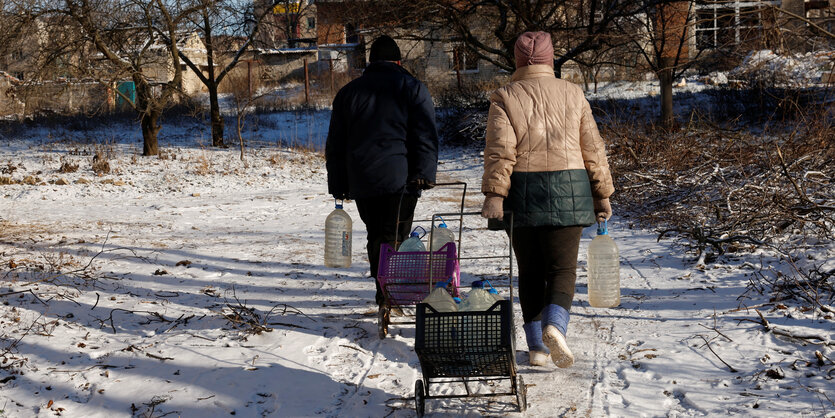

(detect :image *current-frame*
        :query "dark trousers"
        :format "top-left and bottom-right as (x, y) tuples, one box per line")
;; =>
(356, 194), (418, 305)
(510, 226), (583, 323)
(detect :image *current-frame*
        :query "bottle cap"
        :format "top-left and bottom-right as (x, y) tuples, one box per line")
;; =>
(434, 281), (447, 288)
(471, 280), (484, 289)
(453, 297), (461, 304)
(335, 203), (343, 209)
(410, 231), (420, 238)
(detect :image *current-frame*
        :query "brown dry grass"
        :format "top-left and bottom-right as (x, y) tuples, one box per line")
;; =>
(0, 221), (50, 242)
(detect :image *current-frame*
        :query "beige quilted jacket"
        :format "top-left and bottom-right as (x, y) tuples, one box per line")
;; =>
(481, 64), (614, 199)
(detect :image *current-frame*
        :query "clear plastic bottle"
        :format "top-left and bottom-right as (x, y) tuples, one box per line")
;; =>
(421, 280), (459, 346)
(588, 221), (620, 308)
(460, 281), (497, 311)
(429, 220), (456, 251)
(422, 281), (459, 312)
(324, 201), (352, 268)
(487, 286), (504, 302)
(460, 281), (500, 343)
(398, 230), (426, 252)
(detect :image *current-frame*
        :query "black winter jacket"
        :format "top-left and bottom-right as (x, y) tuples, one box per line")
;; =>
(326, 61), (438, 200)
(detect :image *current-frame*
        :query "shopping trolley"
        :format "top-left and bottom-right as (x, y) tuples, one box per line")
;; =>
(375, 182), (467, 339)
(413, 211), (526, 415)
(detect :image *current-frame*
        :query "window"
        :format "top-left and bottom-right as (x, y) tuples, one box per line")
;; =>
(695, 1), (778, 50)
(307, 17), (315, 29)
(451, 45), (478, 72)
(345, 23), (359, 44)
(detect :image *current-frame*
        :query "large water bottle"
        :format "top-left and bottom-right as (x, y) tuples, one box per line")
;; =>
(398, 230), (426, 252)
(460, 281), (500, 343)
(421, 280), (459, 346)
(588, 220), (620, 308)
(460, 281), (497, 311)
(429, 219), (456, 251)
(324, 201), (352, 268)
(421, 281), (459, 312)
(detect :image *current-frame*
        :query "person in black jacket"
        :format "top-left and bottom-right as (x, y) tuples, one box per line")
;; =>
(325, 35), (439, 306)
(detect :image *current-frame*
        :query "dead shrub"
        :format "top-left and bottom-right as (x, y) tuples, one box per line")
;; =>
(606, 109), (834, 262)
(192, 153), (212, 175)
(158, 150), (176, 161)
(22, 175), (41, 185)
(0, 176), (16, 185)
(267, 154), (282, 165)
(58, 160), (79, 173)
(91, 150), (110, 175)
(1, 162), (19, 175)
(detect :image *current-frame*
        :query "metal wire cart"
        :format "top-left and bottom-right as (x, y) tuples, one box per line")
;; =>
(375, 182), (467, 338)
(413, 211), (526, 416)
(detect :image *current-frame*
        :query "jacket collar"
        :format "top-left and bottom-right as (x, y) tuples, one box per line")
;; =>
(364, 61), (412, 76)
(511, 64), (556, 82)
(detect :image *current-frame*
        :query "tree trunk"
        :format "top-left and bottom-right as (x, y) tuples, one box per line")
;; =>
(658, 58), (675, 130)
(237, 112), (245, 161)
(134, 75), (160, 156)
(141, 110), (161, 156)
(209, 84), (224, 147)
(203, 10), (224, 148)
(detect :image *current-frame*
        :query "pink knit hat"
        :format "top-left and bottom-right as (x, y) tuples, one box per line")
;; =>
(514, 31), (554, 69)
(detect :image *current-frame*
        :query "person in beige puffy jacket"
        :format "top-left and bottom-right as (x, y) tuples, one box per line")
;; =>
(481, 31), (615, 368)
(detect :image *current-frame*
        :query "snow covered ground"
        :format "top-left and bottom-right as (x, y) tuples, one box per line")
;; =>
(1, 114), (832, 418)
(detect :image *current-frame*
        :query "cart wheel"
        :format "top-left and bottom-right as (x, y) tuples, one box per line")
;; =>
(515, 375), (527, 412)
(414, 379), (426, 417)
(377, 306), (389, 339)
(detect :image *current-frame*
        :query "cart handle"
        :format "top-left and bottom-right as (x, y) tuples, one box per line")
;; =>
(427, 211), (515, 304)
(394, 181), (468, 248)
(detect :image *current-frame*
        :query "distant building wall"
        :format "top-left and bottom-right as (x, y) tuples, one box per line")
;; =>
(14, 81), (110, 116)
(257, 48), (319, 85)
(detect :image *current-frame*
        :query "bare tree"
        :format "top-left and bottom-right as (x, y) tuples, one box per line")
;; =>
(168, 0), (288, 148)
(358, 0), (644, 78)
(59, 0), (200, 156)
(616, 1), (694, 129)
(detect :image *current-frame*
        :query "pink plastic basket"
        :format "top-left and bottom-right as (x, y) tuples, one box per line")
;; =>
(377, 241), (460, 307)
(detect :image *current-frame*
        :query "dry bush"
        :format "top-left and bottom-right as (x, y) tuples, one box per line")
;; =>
(58, 160), (79, 173)
(192, 152), (212, 175)
(606, 105), (835, 314)
(1, 162), (20, 175)
(606, 108), (834, 262)
(91, 153), (110, 175)
(267, 154), (282, 165)
(90, 145), (114, 175)
(158, 150), (177, 161)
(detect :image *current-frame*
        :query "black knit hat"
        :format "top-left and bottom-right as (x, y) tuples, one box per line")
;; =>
(369, 35), (401, 62)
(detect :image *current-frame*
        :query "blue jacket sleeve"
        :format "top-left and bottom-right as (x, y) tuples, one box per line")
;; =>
(406, 82), (438, 184)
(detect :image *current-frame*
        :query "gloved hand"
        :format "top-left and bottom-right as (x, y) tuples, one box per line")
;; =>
(409, 178), (435, 190)
(481, 193), (504, 220)
(594, 198), (612, 223)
